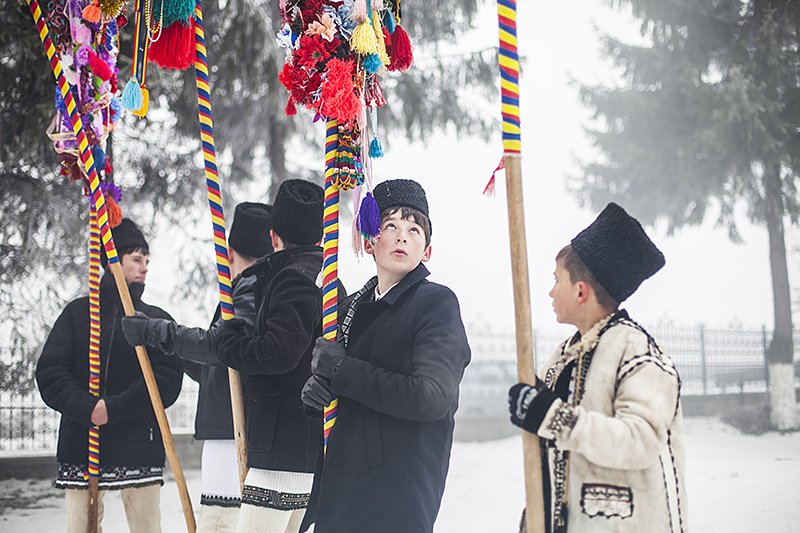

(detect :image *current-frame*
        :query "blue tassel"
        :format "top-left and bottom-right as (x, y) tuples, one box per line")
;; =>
(383, 10), (396, 33)
(369, 135), (384, 158)
(120, 77), (143, 111)
(364, 53), (382, 74)
(357, 192), (382, 239)
(92, 145), (106, 170)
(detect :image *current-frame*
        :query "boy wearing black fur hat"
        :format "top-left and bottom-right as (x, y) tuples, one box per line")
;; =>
(213, 180), (326, 533)
(36, 219), (183, 533)
(121, 202), (273, 532)
(299, 179), (471, 533)
(508, 203), (687, 533)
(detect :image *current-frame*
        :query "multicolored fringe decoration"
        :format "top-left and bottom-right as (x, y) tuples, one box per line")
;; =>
(86, 204), (102, 480)
(322, 119), (340, 455)
(43, 0), (125, 220)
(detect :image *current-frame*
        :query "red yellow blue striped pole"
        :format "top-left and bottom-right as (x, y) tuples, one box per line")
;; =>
(192, 0), (248, 489)
(26, 2), (195, 530)
(322, 119), (340, 454)
(496, 2), (545, 532)
(87, 204), (101, 532)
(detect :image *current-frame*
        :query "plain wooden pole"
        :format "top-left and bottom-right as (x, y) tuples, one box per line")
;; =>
(228, 369), (249, 488)
(109, 263), (196, 532)
(87, 476), (99, 533)
(504, 155), (546, 533)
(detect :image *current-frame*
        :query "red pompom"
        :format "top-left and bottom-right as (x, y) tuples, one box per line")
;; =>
(285, 97), (297, 116)
(319, 59), (361, 124)
(388, 24), (413, 72)
(110, 74), (118, 93)
(105, 161), (113, 174)
(148, 21), (196, 70)
(87, 50), (113, 81)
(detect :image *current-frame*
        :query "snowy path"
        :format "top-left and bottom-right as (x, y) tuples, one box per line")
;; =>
(1, 417), (798, 532)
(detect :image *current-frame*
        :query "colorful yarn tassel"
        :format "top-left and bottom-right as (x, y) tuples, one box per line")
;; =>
(92, 146), (106, 170)
(369, 135), (384, 158)
(121, 77), (144, 110)
(82, 0), (101, 23)
(364, 53), (382, 74)
(148, 21), (195, 70)
(383, 10), (396, 34)
(87, 49), (113, 81)
(104, 193), (123, 227)
(388, 24), (413, 71)
(131, 86), (150, 117)
(357, 192), (381, 239)
(350, 21), (379, 55)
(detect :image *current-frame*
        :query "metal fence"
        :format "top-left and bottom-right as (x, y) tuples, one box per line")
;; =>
(2, 326), (799, 452)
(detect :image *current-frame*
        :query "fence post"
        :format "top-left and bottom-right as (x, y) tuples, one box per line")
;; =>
(699, 324), (707, 395)
(762, 325), (769, 388)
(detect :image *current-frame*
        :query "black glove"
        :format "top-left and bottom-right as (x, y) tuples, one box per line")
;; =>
(311, 337), (346, 380)
(301, 374), (334, 413)
(508, 378), (558, 434)
(216, 317), (246, 338)
(121, 312), (174, 352)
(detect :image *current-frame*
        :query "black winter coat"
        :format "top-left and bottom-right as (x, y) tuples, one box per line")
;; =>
(215, 246), (323, 472)
(177, 274), (257, 440)
(36, 274), (183, 468)
(303, 264), (471, 533)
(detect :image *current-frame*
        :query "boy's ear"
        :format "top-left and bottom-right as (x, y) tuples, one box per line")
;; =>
(364, 238), (376, 256)
(576, 280), (591, 305)
(421, 244), (433, 263)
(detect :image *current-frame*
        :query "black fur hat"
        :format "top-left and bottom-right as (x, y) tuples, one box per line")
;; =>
(270, 179), (324, 246)
(373, 179), (431, 233)
(571, 203), (665, 303)
(228, 202), (273, 258)
(101, 218), (148, 268)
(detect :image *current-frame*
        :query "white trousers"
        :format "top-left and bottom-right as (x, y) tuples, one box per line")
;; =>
(65, 484), (161, 533)
(235, 505), (305, 533)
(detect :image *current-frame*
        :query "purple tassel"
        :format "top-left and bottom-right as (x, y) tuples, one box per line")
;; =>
(357, 192), (381, 239)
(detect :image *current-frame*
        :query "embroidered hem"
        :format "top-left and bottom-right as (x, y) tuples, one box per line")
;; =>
(55, 463), (163, 491)
(201, 494), (242, 508)
(241, 485), (309, 511)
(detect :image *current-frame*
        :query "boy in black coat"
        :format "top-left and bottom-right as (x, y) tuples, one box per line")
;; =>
(300, 179), (471, 533)
(120, 202), (273, 531)
(214, 180), (325, 533)
(36, 218), (183, 533)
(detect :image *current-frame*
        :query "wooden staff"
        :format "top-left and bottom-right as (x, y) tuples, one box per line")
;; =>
(496, 0), (546, 530)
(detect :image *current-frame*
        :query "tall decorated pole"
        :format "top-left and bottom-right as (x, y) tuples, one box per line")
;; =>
(321, 119), (340, 453)
(87, 204), (102, 532)
(496, 1), (546, 531)
(276, 0), (413, 452)
(192, 0), (248, 488)
(26, 1), (196, 530)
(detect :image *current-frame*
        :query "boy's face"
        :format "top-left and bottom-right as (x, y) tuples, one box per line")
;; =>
(121, 250), (150, 285)
(549, 260), (581, 326)
(365, 211), (432, 279)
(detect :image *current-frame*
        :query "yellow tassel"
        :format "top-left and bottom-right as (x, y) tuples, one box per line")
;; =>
(350, 21), (378, 55)
(373, 10), (390, 66)
(131, 87), (149, 117)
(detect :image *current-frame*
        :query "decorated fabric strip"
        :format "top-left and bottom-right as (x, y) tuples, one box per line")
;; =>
(55, 463), (164, 490)
(240, 485), (310, 511)
(580, 484), (634, 519)
(200, 494), (242, 508)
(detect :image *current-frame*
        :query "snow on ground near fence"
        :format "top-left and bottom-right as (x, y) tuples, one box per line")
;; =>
(1, 417), (798, 532)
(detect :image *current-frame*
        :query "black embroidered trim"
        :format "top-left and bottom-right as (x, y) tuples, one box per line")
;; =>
(54, 463), (163, 491)
(241, 485), (309, 511)
(659, 455), (674, 532)
(547, 403), (578, 435)
(668, 430), (684, 533)
(579, 483), (634, 519)
(200, 494), (242, 508)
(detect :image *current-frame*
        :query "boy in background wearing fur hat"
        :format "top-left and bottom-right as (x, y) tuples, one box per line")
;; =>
(120, 202), (273, 532)
(213, 180), (326, 533)
(36, 219), (183, 533)
(299, 179), (472, 533)
(508, 203), (687, 533)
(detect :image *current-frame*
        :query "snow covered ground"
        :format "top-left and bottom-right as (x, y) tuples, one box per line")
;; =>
(1, 417), (798, 532)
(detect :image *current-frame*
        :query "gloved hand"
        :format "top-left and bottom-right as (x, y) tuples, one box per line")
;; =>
(121, 312), (174, 352)
(216, 317), (247, 338)
(301, 374), (334, 413)
(311, 337), (346, 381)
(508, 378), (558, 434)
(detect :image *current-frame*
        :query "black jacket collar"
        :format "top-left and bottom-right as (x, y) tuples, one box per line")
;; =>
(243, 245), (322, 279)
(100, 272), (144, 305)
(360, 263), (431, 307)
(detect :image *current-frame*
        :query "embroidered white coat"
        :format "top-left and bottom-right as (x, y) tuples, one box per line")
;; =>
(536, 319), (688, 533)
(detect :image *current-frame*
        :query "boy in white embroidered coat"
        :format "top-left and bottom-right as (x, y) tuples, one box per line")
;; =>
(508, 203), (688, 533)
